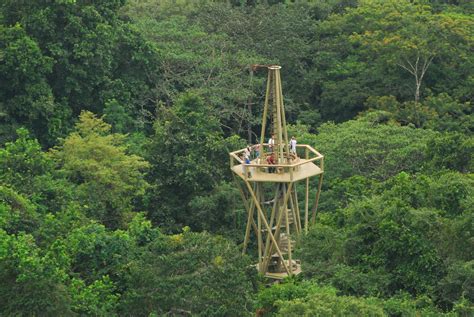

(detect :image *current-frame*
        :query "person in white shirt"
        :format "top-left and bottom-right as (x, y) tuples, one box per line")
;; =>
(290, 136), (297, 155)
(268, 134), (275, 152)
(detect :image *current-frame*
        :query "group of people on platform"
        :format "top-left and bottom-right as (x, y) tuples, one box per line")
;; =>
(241, 135), (298, 176)
(268, 134), (297, 155)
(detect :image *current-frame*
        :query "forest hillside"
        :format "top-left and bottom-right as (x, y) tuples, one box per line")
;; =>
(0, 0), (472, 316)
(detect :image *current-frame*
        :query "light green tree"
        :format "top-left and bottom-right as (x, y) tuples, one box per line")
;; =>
(51, 111), (149, 228)
(0, 230), (72, 316)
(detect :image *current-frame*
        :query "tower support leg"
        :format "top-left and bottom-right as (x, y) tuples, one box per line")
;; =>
(311, 174), (324, 225)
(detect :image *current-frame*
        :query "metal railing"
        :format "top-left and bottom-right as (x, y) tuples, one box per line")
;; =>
(229, 144), (324, 180)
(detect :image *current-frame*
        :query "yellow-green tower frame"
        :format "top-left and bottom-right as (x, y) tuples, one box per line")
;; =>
(229, 65), (324, 279)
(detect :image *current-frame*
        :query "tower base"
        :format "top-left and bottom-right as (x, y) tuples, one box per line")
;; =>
(257, 260), (302, 280)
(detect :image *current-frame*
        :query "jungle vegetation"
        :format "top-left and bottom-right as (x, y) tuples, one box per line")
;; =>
(0, 0), (472, 316)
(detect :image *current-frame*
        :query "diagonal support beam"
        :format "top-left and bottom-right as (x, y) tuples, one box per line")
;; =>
(244, 180), (290, 275)
(233, 176), (258, 254)
(293, 185), (302, 234)
(305, 177), (309, 233)
(289, 187), (299, 235)
(262, 182), (293, 273)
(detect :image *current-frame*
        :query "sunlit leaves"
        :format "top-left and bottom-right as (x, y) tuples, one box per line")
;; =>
(51, 111), (149, 228)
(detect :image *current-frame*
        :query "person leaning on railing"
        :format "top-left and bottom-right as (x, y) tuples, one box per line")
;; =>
(244, 146), (251, 164)
(241, 152), (252, 178)
(266, 153), (276, 173)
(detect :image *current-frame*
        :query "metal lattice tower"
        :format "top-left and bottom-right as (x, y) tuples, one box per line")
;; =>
(229, 65), (325, 279)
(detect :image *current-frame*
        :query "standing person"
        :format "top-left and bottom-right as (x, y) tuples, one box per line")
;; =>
(268, 134), (275, 153)
(290, 136), (297, 155)
(242, 149), (251, 178)
(253, 144), (261, 158)
(244, 146), (251, 164)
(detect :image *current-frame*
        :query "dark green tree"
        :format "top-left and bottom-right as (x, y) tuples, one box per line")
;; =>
(0, 25), (55, 143)
(146, 93), (244, 231)
(1, 0), (160, 144)
(120, 228), (255, 316)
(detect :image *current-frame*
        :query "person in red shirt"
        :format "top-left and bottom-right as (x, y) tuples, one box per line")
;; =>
(266, 153), (276, 173)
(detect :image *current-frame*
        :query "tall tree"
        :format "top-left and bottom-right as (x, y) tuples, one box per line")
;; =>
(0, 0), (161, 144)
(50, 111), (149, 228)
(121, 2), (261, 135)
(310, 0), (473, 122)
(0, 230), (72, 316)
(350, 1), (473, 125)
(120, 229), (255, 316)
(146, 93), (244, 231)
(0, 25), (55, 143)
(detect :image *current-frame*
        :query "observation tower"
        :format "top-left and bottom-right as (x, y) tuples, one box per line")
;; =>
(229, 65), (324, 279)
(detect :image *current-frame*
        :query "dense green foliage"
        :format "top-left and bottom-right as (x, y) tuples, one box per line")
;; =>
(0, 0), (472, 315)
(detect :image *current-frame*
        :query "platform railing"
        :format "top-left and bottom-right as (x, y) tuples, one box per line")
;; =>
(229, 144), (324, 180)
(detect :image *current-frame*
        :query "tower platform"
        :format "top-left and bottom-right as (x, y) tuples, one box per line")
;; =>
(231, 159), (322, 183)
(230, 144), (324, 183)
